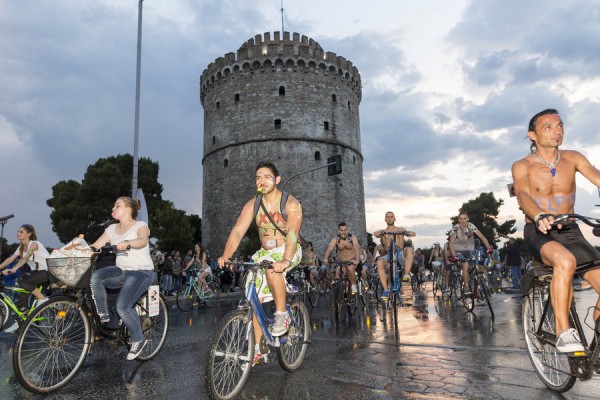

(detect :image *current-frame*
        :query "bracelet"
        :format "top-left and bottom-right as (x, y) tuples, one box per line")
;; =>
(283, 258), (293, 265)
(533, 213), (545, 224)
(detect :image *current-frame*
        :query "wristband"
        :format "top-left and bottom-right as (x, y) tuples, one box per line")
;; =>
(283, 258), (293, 266)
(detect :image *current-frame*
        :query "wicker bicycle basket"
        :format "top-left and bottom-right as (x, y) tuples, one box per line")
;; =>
(47, 257), (94, 289)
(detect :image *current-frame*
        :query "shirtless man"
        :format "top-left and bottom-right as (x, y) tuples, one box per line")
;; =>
(218, 161), (303, 363)
(323, 222), (361, 294)
(373, 211), (416, 301)
(512, 108), (600, 353)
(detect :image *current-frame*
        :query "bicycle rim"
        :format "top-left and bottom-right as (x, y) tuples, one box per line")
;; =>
(13, 296), (91, 394)
(308, 287), (319, 308)
(0, 300), (9, 330)
(176, 284), (195, 311)
(277, 301), (310, 371)
(480, 279), (494, 318)
(463, 284), (474, 312)
(137, 294), (169, 361)
(522, 289), (576, 392)
(206, 310), (254, 400)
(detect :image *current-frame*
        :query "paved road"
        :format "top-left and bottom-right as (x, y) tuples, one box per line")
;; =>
(1, 283), (600, 399)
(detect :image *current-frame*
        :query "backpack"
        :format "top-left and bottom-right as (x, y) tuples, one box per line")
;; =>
(253, 191), (310, 250)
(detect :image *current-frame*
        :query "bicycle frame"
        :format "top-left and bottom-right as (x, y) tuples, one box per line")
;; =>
(0, 284), (44, 322)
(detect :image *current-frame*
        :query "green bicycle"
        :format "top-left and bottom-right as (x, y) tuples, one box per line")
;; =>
(0, 282), (44, 332)
(176, 269), (218, 311)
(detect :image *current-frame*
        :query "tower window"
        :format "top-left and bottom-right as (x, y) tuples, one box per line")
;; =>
(212, 136), (216, 145)
(315, 151), (321, 161)
(224, 159), (228, 168)
(353, 155), (356, 164)
(216, 101), (220, 110)
(332, 94), (337, 102)
(274, 119), (282, 129)
(324, 121), (329, 131)
(347, 101), (351, 111)
(279, 86), (285, 96)
(235, 93), (240, 102)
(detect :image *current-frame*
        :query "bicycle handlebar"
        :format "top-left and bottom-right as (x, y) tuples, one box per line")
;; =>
(327, 260), (354, 267)
(378, 230), (411, 236)
(539, 213), (600, 236)
(224, 259), (274, 270)
(91, 243), (130, 255)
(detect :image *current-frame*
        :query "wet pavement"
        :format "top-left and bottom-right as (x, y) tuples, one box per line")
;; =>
(1, 283), (600, 399)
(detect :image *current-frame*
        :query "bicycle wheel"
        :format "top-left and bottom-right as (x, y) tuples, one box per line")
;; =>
(277, 300), (310, 371)
(479, 278), (494, 318)
(0, 300), (8, 330)
(432, 272), (439, 297)
(203, 290), (216, 308)
(462, 281), (474, 312)
(206, 309), (254, 400)
(522, 287), (576, 392)
(375, 279), (383, 303)
(13, 296), (91, 394)
(358, 278), (368, 308)
(333, 281), (344, 319)
(136, 293), (169, 361)
(308, 286), (319, 308)
(176, 283), (195, 312)
(452, 274), (463, 300)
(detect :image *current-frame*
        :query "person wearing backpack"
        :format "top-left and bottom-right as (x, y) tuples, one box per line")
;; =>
(218, 161), (302, 364)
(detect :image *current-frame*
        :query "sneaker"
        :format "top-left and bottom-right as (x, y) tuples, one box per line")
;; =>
(4, 321), (19, 333)
(351, 284), (358, 295)
(127, 338), (148, 360)
(556, 328), (585, 353)
(270, 311), (290, 337)
(253, 352), (267, 366)
(463, 290), (472, 296)
(402, 274), (411, 285)
(381, 290), (389, 301)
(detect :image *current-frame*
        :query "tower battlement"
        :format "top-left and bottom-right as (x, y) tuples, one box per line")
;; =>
(200, 31), (362, 105)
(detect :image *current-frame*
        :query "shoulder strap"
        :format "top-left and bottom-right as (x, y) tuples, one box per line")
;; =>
(254, 192), (289, 222)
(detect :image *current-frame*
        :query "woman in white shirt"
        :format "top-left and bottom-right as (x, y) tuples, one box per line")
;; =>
(90, 196), (154, 360)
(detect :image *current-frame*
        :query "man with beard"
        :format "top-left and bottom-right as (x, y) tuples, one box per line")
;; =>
(323, 222), (361, 294)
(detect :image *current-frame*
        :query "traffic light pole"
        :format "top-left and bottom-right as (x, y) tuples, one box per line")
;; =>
(280, 160), (338, 190)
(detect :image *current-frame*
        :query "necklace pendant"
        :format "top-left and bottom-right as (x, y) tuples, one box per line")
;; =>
(551, 168), (556, 177)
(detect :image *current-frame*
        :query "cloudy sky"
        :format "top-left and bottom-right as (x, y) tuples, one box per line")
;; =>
(1, 0), (600, 251)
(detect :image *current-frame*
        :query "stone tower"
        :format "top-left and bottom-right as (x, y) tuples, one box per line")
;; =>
(200, 31), (366, 257)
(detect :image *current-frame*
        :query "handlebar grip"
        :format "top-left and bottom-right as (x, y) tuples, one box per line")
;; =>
(593, 227), (600, 237)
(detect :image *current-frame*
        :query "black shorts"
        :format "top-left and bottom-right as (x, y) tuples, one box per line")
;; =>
(524, 222), (600, 272)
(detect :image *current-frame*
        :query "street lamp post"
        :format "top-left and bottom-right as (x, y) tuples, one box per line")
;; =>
(0, 214), (15, 261)
(131, 0), (143, 198)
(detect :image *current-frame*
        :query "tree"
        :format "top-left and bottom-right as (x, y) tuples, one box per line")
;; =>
(188, 214), (202, 245)
(46, 154), (186, 247)
(153, 202), (195, 252)
(451, 192), (516, 246)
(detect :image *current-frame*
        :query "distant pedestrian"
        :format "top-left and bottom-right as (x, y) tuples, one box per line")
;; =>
(504, 238), (522, 289)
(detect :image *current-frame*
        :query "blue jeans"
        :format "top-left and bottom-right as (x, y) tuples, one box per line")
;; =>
(510, 265), (522, 289)
(162, 274), (172, 293)
(91, 266), (154, 342)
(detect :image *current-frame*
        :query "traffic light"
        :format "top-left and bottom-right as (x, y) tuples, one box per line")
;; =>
(328, 155), (342, 176)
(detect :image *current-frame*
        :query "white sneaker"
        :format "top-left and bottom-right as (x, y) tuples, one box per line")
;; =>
(556, 328), (584, 353)
(402, 274), (411, 285)
(35, 298), (49, 307)
(351, 284), (358, 294)
(4, 321), (19, 333)
(127, 338), (148, 360)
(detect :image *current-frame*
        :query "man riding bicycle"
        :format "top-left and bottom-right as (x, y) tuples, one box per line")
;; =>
(448, 211), (493, 296)
(218, 161), (302, 364)
(373, 211), (416, 301)
(323, 222), (361, 295)
(512, 108), (600, 353)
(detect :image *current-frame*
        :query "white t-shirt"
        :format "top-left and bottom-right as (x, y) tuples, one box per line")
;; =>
(105, 221), (153, 271)
(450, 222), (478, 252)
(13, 240), (50, 271)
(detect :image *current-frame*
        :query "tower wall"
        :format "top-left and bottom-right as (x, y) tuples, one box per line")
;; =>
(200, 31), (366, 258)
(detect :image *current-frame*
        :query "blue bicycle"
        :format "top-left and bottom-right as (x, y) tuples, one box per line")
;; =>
(205, 260), (310, 400)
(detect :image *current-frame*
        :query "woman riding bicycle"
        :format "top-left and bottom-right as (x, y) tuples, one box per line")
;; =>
(0, 224), (50, 333)
(89, 196), (155, 360)
(185, 243), (212, 293)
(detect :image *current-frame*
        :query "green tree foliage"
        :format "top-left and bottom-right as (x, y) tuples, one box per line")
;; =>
(451, 192), (516, 247)
(47, 154), (192, 251)
(153, 202), (195, 252)
(188, 214), (202, 245)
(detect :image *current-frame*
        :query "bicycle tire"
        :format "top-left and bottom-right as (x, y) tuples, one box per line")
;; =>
(452, 274), (463, 300)
(346, 281), (357, 316)
(206, 309), (254, 400)
(375, 279), (383, 303)
(333, 281), (344, 319)
(479, 278), (494, 318)
(136, 293), (169, 361)
(358, 278), (368, 308)
(176, 283), (195, 312)
(308, 286), (319, 308)
(432, 272), (439, 297)
(0, 300), (8, 330)
(203, 290), (216, 308)
(13, 295), (91, 394)
(462, 281), (474, 312)
(522, 287), (576, 392)
(277, 300), (310, 371)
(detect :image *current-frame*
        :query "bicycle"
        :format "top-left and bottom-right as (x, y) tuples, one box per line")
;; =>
(522, 214), (600, 393)
(12, 245), (169, 394)
(205, 260), (310, 400)
(176, 267), (217, 311)
(410, 265), (427, 294)
(298, 267), (320, 308)
(458, 255), (494, 318)
(329, 260), (358, 318)
(378, 230), (411, 320)
(0, 282), (44, 332)
(431, 261), (443, 297)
